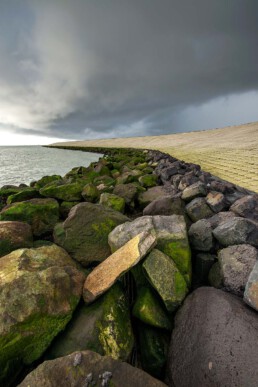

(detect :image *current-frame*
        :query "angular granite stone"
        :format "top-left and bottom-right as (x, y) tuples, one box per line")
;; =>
(181, 181), (207, 202)
(188, 219), (214, 251)
(206, 191), (227, 213)
(83, 232), (156, 303)
(230, 195), (258, 221)
(218, 244), (257, 296)
(185, 197), (214, 222)
(213, 217), (258, 247)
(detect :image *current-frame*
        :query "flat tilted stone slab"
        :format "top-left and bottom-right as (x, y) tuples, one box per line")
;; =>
(83, 231), (156, 303)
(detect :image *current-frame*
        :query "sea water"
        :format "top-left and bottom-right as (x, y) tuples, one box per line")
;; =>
(0, 146), (102, 187)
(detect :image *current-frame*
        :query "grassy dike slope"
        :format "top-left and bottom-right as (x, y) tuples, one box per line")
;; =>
(50, 121), (258, 193)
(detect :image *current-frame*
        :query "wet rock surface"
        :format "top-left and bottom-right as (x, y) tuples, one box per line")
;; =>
(0, 147), (257, 386)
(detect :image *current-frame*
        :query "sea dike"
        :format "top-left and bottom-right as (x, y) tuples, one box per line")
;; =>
(0, 147), (258, 387)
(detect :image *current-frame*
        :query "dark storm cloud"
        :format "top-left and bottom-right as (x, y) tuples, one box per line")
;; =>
(0, 0), (258, 139)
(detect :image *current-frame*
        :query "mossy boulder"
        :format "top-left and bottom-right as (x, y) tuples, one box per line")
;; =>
(0, 221), (33, 257)
(143, 249), (188, 313)
(138, 323), (169, 379)
(0, 244), (85, 386)
(46, 283), (134, 361)
(53, 202), (129, 267)
(0, 198), (59, 237)
(138, 174), (158, 188)
(81, 183), (100, 203)
(64, 166), (89, 178)
(99, 193), (125, 213)
(133, 287), (171, 330)
(0, 186), (23, 201)
(33, 175), (62, 190)
(40, 182), (83, 201)
(6, 188), (40, 205)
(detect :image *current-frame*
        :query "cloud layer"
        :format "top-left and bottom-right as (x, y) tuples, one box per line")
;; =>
(0, 0), (258, 140)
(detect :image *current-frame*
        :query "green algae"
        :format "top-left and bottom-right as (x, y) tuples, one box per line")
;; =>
(132, 287), (171, 330)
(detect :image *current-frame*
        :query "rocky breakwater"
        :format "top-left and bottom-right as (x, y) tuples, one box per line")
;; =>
(0, 147), (257, 386)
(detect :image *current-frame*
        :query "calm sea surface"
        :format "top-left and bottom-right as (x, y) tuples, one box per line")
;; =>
(0, 146), (102, 186)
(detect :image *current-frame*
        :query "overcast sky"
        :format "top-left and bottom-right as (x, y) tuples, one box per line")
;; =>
(1, 0), (258, 145)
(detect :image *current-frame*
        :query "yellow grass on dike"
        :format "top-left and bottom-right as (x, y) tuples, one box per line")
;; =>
(51, 121), (258, 193)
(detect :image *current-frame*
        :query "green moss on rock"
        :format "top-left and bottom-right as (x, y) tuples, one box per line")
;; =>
(138, 323), (169, 379)
(46, 283), (134, 362)
(133, 287), (171, 330)
(0, 198), (59, 236)
(40, 182), (83, 201)
(143, 249), (188, 313)
(99, 193), (125, 213)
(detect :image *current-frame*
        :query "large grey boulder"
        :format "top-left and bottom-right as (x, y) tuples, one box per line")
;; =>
(54, 203), (129, 267)
(213, 217), (258, 247)
(230, 195), (258, 221)
(185, 197), (214, 222)
(168, 287), (258, 387)
(188, 219), (214, 251)
(19, 350), (166, 387)
(208, 211), (236, 229)
(143, 195), (185, 216)
(138, 186), (174, 208)
(181, 181), (207, 202)
(218, 244), (257, 296)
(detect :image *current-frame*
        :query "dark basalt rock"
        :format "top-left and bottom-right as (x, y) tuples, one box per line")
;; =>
(168, 287), (258, 387)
